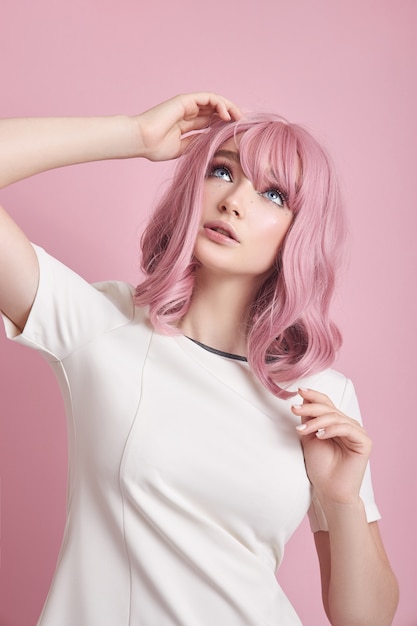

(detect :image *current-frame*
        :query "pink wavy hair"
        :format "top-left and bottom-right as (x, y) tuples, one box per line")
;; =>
(135, 113), (347, 398)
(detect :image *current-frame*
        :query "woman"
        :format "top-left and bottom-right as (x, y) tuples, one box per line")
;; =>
(0, 93), (398, 625)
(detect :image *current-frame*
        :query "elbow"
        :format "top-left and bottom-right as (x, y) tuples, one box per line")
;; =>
(383, 572), (400, 625)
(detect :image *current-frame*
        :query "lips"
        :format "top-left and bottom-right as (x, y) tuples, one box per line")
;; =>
(203, 220), (240, 243)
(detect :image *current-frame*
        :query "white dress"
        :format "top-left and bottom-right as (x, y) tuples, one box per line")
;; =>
(2, 246), (381, 626)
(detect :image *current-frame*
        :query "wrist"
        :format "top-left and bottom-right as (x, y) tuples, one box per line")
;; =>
(318, 496), (366, 525)
(131, 112), (155, 160)
(108, 114), (143, 159)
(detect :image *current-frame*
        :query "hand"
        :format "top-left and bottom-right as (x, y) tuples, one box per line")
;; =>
(133, 92), (242, 162)
(292, 388), (372, 507)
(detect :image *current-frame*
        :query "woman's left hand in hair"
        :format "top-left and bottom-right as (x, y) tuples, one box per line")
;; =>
(292, 388), (372, 506)
(133, 92), (242, 162)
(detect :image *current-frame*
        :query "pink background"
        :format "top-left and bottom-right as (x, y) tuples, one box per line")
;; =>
(0, 0), (416, 624)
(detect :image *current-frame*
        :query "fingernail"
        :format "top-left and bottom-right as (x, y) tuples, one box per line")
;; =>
(316, 428), (326, 437)
(299, 387), (309, 393)
(296, 424), (307, 431)
(292, 404), (303, 409)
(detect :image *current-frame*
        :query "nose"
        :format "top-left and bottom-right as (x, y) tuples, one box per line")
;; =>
(218, 182), (249, 218)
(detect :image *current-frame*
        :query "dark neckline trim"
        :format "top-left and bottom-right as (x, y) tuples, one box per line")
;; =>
(185, 337), (248, 362)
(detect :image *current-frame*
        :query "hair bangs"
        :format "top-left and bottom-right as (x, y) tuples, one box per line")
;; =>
(234, 119), (300, 211)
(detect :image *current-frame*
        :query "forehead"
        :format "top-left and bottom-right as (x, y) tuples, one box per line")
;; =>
(218, 136), (240, 150)
(214, 137), (241, 160)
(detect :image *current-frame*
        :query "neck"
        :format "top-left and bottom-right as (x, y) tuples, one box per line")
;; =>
(178, 269), (261, 356)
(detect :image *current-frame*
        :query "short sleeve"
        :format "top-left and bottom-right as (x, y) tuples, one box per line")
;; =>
(308, 377), (382, 532)
(1, 244), (135, 362)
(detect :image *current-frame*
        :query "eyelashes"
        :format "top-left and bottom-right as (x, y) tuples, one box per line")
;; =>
(207, 159), (287, 208)
(259, 188), (286, 207)
(208, 163), (233, 182)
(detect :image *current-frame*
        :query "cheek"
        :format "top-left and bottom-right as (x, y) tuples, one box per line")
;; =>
(259, 213), (293, 247)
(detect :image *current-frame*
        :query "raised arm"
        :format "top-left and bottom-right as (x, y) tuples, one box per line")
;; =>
(0, 92), (241, 330)
(0, 92), (241, 187)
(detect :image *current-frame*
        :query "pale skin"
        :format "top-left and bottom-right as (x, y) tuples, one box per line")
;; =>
(0, 93), (398, 624)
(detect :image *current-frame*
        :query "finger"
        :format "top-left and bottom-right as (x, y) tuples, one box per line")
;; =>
(298, 387), (337, 407)
(291, 401), (345, 420)
(213, 99), (242, 121)
(295, 412), (364, 435)
(296, 420), (370, 458)
(310, 423), (372, 453)
(178, 114), (217, 135)
(192, 92), (242, 119)
(183, 93), (242, 122)
(313, 421), (368, 440)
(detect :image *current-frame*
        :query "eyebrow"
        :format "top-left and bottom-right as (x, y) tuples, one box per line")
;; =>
(213, 149), (240, 163)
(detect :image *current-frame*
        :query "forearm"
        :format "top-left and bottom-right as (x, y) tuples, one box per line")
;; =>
(0, 93), (242, 189)
(0, 114), (139, 188)
(322, 499), (398, 625)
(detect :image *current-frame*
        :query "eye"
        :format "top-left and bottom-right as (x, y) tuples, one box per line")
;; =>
(209, 165), (232, 182)
(260, 188), (285, 207)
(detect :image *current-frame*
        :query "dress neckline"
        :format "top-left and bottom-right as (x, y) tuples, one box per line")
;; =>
(185, 336), (248, 362)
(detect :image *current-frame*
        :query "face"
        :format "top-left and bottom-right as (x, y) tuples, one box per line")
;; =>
(194, 138), (294, 284)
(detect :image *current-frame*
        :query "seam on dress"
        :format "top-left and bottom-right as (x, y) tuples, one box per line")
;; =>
(117, 325), (154, 626)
